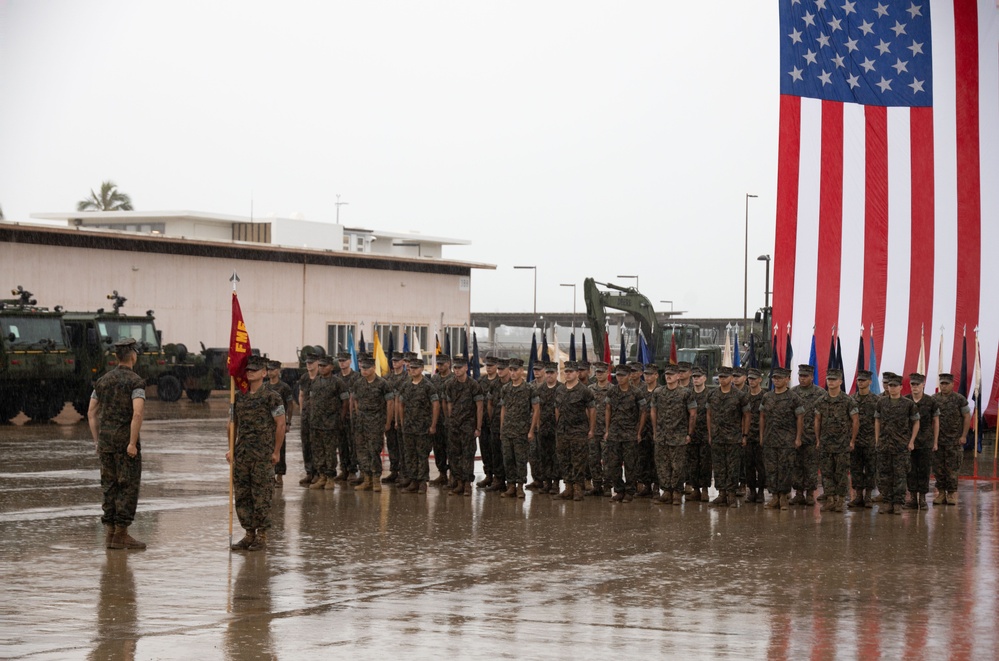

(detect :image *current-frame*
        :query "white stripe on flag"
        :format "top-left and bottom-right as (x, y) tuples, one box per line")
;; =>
(881, 107), (912, 383)
(791, 98), (822, 364)
(838, 102), (867, 387)
(977, 5), (999, 410)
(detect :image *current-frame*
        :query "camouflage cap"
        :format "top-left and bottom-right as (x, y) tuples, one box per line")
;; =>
(773, 367), (792, 378)
(113, 337), (137, 349)
(643, 363), (658, 374)
(732, 366), (747, 377)
(677, 361), (693, 371)
(305, 353), (318, 363)
(317, 356), (332, 366)
(543, 362), (557, 373)
(663, 364), (679, 375)
(359, 357), (375, 368)
(746, 368), (762, 379)
(564, 361), (579, 372)
(246, 355), (268, 371)
(628, 362), (643, 373)
(484, 355), (499, 366)
(508, 357), (524, 368)
(885, 374), (903, 387)
(266, 360), (281, 370)
(336, 351), (351, 360)
(856, 370), (873, 380)
(408, 357), (425, 368)
(391, 352), (404, 361)
(691, 366), (706, 377)
(798, 364), (815, 375)
(882, 371), (899, 381)
(938, 372), (954, 383)
(578, 360), (591, 370)
(593, 361), (609, 372)
(826, 368), (843, 379)
(616, 364), (631, 375)
(437, 354), (451, 364)
(452, 356), (468, 367)
(716, 366), (734, 377)
(908, 372), (925, 385)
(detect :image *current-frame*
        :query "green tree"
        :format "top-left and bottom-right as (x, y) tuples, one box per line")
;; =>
(77, 181), (134, 211)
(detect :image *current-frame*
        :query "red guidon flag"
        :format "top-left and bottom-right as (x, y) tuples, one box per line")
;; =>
(228, 291), (251, 393)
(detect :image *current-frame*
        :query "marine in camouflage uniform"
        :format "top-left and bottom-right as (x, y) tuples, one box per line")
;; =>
(706, 366), (750, 507)
(636, 365), (660, 497)
(813, 369), (858, 512)
(904, 373), (939, 510)
(350, 357), (394, 491)
(874, 373), (920, 514)
(265, 361), (294, 486)
(307, 357), (349, 489)
(759, 367), (804, 510)
(499, 358), (539, 497)
(382, 352), (408, 484)
(586, 362), (612, 496)
(429, 356), (454, 485)
(790, 365), (823, 505)
(685, 366), (712, 501)
(554, 361), (596, 501)
(476, 356), (501, 488)
(336, 352), (361, 481)
(533, 364), (561, 493)
(297, 353), (319, 485)
(397, 357), (440, 492)
(89, 338), (147, 549)
(649, 364), (695, 505)
(933, 373), (971, 506)
(743, 368), (767, 503)
(849, 370), (878, 507)
(484, 358), (511, 490)
(604, 365), (648, 502)
(443, 356), (484, 495)
(230, 355), (286, 551)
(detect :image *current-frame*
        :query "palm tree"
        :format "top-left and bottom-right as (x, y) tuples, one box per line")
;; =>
(77, 181), (134, 211)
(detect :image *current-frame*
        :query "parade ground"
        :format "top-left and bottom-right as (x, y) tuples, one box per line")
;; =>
(2, 398), (998, 660)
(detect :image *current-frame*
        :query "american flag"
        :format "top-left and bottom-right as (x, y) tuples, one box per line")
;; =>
(773, 0), (999, 409)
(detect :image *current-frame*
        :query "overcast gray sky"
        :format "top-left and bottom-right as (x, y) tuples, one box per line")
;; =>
(0, 1), (779, 318)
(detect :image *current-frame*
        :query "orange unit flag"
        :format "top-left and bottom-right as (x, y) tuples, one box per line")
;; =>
(228, 291), (252, 393)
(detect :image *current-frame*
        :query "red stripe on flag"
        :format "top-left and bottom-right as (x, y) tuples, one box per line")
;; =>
(903, 107), (935, 381)
(951, 0), (982, 374)
(813, 100), (844, 385)
(773, 94), (801, 364)
(862, 106), (888, 356)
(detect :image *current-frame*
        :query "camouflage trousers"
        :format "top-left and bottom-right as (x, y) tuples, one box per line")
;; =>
(877, 449), (910, 505)
(234, 451), (274, 531)
(432, 425), (449, 477)
(502, 431), (529, 484)
(447, 424), (477, 482)
(488, 423), (505, 481)
(637, 432), (656, 485)
(339, 419), (356, 474)
(654, 441), (687, 492)
(403, 431), (433, 482)
(604, 439), (639, 494)
(479, 418), (495, 477)
(534, 430), (558, 482)
(686, 442), (712, 489)
(792, 441), (819, 491)
(588, 434), (605, 486)
(906, 447), (932, 494)
(300, 416), (315, 477)
(764, 446), (795, 494)
(274, 433), (287, 476)
(386, 425), (402, 473)
(556, 433), (589, 484)
(820, 450), (851, 498)
(355, 419), (385, 475)
(850, 445), (876, 491)
(711, 443), (743, 493)
(934, 444), (963, 492)
(99, 450), (142, 527)
(311, 428), (339, 478)
(744, 442), (766, 492)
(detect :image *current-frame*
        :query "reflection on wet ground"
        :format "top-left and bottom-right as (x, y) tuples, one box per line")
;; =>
(1, 397), (998, 658)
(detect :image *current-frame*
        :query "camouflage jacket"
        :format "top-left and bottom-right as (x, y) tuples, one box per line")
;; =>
(651, 385), (695, 445)
(235, 386), (285, 462)
(875, 396), (919, 452)
(310, 375), (349, 430)
(555, 382), (595, 437)
(934, 391), (970, 446)
(93, 366), (146, 453)
(399, 378), (439, 435)
(815, 392), (858, 452)
(760, 389), (805, 448)
(500, 381), (538, 438)
(707, 387), (750, 444)
(853, 391), (879, 448)
(444, 376), (484, 431)
(907, 394), (940, 450)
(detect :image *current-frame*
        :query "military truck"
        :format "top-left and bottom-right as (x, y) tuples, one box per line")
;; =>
(583, 277), (723, 377)
(0, 287), (77, 422)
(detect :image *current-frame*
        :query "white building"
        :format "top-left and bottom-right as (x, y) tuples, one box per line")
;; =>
(2, 211), (492, 363)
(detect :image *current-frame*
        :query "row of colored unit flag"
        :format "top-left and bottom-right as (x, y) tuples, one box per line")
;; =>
(773, 1), (999, 435)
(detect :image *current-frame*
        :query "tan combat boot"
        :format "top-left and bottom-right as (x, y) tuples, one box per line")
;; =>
(487, 477), (504, 491)
(864, 489), (874, 508)
(501, 483), (517, 498)
(402, 480), (419, 493)
(309, 475), (328, 490)
(834, 495), (846, 512)
(354, 473), (373, 491)
(417, 481), (427, 494)
(821, 494), (836, 512)
(904, 492), (918, 509)
(372, 476), (382, 492)
(672, 490), (683, 506)
(381, 471), (398, 484)
(946, 491), (958, 506)
(917, 493), (927, 510)
(104, 524), (115, 548)
(231, 529), (255, 551)
(764, 493), (780, 509)
(573, 483), (584, 502)
(790, 490), (806, 505)
(274, 474), (283, 489)
(847, 490), (864, 508)
(348, 472), (365, 486)
(247, 530), (267, 551)
(557, 482), (574, 500)
(779, 494), (790, 510)
(324, 476), (337, 490)
(109, 526), (146, 550)
(804, 490), (815, 506)
(933, 490), (946, 505)
(448, 480), (462, 496)
(700, 488), (710, 502)
(711, 491), (728, 506)
(476, 475), (492, 489)
(463, 482), (472, 497)
(516, 483), (525, 499)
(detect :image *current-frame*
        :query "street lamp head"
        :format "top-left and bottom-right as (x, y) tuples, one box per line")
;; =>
(513, 265), (535, 270)
(757, 254), (771, 262)
(747, 193), (758, 198)
(560, 283), (575, 288)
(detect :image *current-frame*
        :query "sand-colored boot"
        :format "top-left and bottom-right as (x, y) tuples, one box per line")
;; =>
(231, 529), (255, 551)
(573, 483), (584, 502)
(309, 475), (328, 490)
(247, 530), (267, 551)
(372, 476), (382, 492)
(109, 526), (146, 550)
(933, 489), (947, 505)
(779, 494), (790, 511)
(946, 491), (958, 506)
(104, 524), (115, 548)
(354, 473), (373, 491)
(711, 491), (728, 506)
(501, 483), (517, 498)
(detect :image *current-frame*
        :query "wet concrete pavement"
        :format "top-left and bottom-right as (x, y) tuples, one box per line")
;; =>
(2, 397), (998, 659)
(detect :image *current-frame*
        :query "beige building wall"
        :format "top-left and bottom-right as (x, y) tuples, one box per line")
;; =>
(1, 226), (478, 364)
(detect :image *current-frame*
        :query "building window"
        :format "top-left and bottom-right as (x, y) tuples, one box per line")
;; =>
(326, 323), (353, 355)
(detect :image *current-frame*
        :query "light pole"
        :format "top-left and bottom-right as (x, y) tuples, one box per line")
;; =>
(513, 266), (537, 318)
(659, 300), (674, 314)
(617, 274), (639, 291)
(560, 283), (577, 333)
(757, 254), (771, 340)
(335, 194), (349, 224)
(743, 193), (758, 327)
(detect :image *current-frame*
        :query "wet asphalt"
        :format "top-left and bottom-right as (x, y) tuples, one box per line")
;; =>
(1, 397), (997, 660)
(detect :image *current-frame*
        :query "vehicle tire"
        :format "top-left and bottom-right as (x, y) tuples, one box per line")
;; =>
(22, 390), (64, 422)
(157, 375), (183, 402)
(0, 394), (21, 422)
(72, 398), (90, 418)
(186, 388), (210, 403)
(175, 343), (188, 362)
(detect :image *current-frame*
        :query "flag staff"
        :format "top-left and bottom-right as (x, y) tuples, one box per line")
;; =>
(227, 271), (239, 549)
